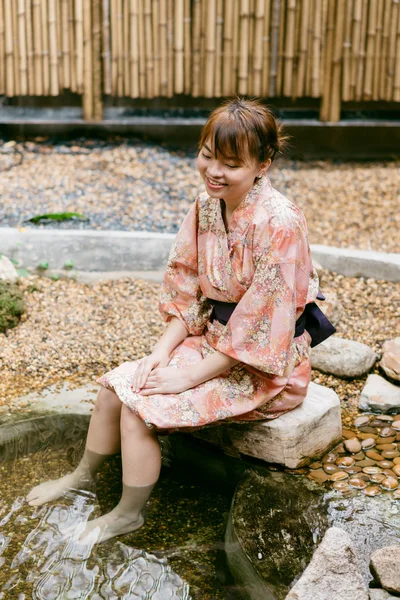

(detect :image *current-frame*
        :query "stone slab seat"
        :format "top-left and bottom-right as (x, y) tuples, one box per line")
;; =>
(192, 382), (342, 469)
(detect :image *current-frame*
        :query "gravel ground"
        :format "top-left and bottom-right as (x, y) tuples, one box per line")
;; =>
(1, 270), (399, 420)
(1, 138), (399, 252)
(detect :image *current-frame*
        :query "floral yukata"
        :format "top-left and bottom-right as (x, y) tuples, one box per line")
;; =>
(98, 176), (319, 433)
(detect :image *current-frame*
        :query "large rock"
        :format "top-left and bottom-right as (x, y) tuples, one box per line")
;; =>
(193, 382), (342, 469)
(0, 255), (18, 282)
(369, 591), (399, 599)
(311, 337), (377, 378)
(380, 338), (400, 382)
(285, 527), (369, 600)
(359, 375), (400, 413)
(370, 546), (400, 595)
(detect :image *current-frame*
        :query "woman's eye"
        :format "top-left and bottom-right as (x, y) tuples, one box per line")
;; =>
(226, 164), (239, 169)
(202, 152), (212, 159)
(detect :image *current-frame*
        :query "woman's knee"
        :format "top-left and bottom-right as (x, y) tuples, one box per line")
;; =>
(120, 405), (151, 439)
(94, 385), (122, 416)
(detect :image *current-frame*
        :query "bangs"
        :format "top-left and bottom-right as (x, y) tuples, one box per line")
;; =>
(199, 111), (260, 165)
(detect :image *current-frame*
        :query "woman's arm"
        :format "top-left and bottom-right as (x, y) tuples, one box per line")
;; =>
(140, 350), (239, 396)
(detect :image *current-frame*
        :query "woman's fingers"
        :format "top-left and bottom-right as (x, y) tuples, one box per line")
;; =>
(133, 360), (155, 392)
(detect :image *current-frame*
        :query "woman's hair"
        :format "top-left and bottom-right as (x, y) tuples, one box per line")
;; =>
(198, 97), (290, 165)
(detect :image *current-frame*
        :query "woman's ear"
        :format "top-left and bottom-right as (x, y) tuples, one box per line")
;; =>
(258, 158), (272, 178)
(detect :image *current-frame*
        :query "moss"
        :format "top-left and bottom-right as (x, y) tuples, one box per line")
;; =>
(0, 280), (25, 333)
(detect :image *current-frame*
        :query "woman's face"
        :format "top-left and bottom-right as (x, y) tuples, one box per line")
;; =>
(197, 138), (270, 207)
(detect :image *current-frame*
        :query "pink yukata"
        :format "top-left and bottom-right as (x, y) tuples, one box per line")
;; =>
(98, 175), (319, 433)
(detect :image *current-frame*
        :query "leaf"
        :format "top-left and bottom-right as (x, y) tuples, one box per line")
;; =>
(26, 212), (89, 224)
(37, 261), (49, 270)
(63, 259), (75, 270)
(17, 268), (30, 278)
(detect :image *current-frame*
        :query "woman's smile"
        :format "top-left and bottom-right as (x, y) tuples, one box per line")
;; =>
(206, 177), (227, 191)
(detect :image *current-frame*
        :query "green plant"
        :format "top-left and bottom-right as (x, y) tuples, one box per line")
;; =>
(0, 281), (26, 334)
(37, 261), (49, 270)
(63, 259), (75, 270)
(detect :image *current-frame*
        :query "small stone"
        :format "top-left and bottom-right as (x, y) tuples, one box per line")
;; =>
(378, 415), (394, 422)
(322, 452), (338, 464)
(376, 437), (396, 445)
(393, 457), (400, 465)
(363, 485), (381, 496)
(0, 255), (19, 282)
(370, 546), (400, 594)
(354, 415), (370, 427)
(311, 337), (377, 378)
(392, 421), (400, 431)
(343, 466), (362, 474)
(380, 338), (400, 382)
(359, 375), (400, 413)
(392, 465), (400, 476)
(366, 450), (383, 461)
(353, 452), (365, 460)
(355, 458), (377, 467)
(343, 428), (358, 439)
(381, 450), (400, 460)
(344, 439), (362, 454)
(382, 469), (397, 478)
(381, 477), (398, 491)
(336, 456), (355, 468)
(393, 489), (400, 499)
(369, 590), (399, 599)
(330, 471), (349, 481)
(358, 425), (378, 434)
(380, 427), (395, 438)
(358, 432), (378, 440)
(348, 476), (367, 489)
(369, 473), (386, 484)
(309, 461), (323, 470)
(332, 481), (351, 493)
(324, 463), (340, 474)
(361, 438), (376, 449)
(309, 469), (330, 483)
(362, 466), (382, 475)
(377, 461), (394, 469)
(335, 443), (346, 454)
(376, 443), (397, 451)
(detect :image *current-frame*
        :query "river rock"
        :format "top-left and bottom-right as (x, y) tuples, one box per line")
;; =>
(380, 338), (400, 382)
(370, 546), (400, 595)
(359, 375), (400, 413)
(193, 382), (342, 469)
(315, 290), (344, 327)
(285, 527), (369, 600)
(311, 337), (377, 378)
(0, 255), (18, 282)
(369, 590), (399, 599)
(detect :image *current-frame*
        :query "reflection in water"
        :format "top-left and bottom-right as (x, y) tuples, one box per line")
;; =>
(0, 492), (190, 599)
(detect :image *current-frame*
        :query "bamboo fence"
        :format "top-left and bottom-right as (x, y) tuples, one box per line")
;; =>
(0, 0), (399, 121)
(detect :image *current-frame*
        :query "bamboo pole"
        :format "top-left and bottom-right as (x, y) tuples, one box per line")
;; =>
(363, 0), (378, 99)
(252, 0), (264, 95)
(291, 0), (301, 99)
(61, 0), (70, 89)
(17, 0), (28, 95)
(116, 0), (124, 95)
(167, 0), (173, 97)
(372, 0), (384, 99)
(342, 0), (353, 100)
(56, 0), (63, 88)
(247, 0), (255, 93)
(174, 0), (184, 93)
(82, 0), (92, 117)
(32, 0), (42, 94)
(40, 0), (49, 94)
(69, 0), (77, 92)
(159, 0), (168, 95)
(12, 0), (20, 96)
(237, 0), (249, 95)
(319, 0), (329, 93)
(262, 0), (271, 95)
(232, 0), (240, 93)
(129, 0), (139, 97)
(102, 0), (111, 94)
(204, 0), (217, 96)
(355, 0), (368, 100)
(25, 0), (35, 94)
(0, 0), (5, 94)
(137, 0), (146, 95)
(191, 0), (201, 96)
(393, 0), (400, 100)
(222, 0), (234, 95)
(93, 0), (103, 119)
(269, 0), (280, 96)
(144, 0), (153, 97)
(330, 0), (345, 121)
(276, 0), (285, 95)
(214, 0), (223, 96)
(305, 0), (313, 95)
(110, 0), (117, 94)
(48, 0), (59, 95)
(152, 0), (160, 96)
(284, 0), (296, 97)
(4, 0), (14, 96)
(386, 0), (399, 99)
(183, 0), (191, 94)
(296, 0), (309, 97)
(75, 0), (83, 93)
(379, 0), (392, 100)
(350, 0), (362, 99)
(124, 0), (130, 96)
(320, 0), (335, 121)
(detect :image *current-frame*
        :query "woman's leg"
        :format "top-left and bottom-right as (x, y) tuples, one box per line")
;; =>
(26, 386), (122, 507)
(76, 405), (161, 543)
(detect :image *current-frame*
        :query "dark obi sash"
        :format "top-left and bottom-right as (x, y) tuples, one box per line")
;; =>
(208, 290), (336, 348)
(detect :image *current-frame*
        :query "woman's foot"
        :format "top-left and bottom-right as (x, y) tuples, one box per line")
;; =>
(26, 471), (94, 507)
(71, 509), (144, 544)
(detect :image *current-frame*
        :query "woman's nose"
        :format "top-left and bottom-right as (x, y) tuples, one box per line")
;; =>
(207, 160), (223, 178)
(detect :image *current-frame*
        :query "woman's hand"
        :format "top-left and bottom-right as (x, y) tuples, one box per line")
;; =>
(131, 350), (170, 393)
(139, 367), (193, 396)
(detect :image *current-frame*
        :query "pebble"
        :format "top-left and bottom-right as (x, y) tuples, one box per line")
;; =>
(380, 427), (395, 438)
(381, 477), (398, 490)
(361, 438), (376, 449)
(330, 471), (349, 482)
(362, 467), (382, 475)
(354, 416), (370, 427)
(332, 481), (351, 493)
(365, 450), (383, 461)
(381, 450), (400, 460)
(322, 453), (337, 464)
(348, 476), (367, 489)
(344, 439), (362, 454)
(363, 485), (382, 497)
(382, 469), (397, 478)
(369, 473), (386, 484)
(376, 437), (396, 444)
(336, 456), (355, 468)
(392, 421), (400, 431)
(309, 461), (323, 470)
(309, 469), (330, 484)
(356, 458), (377, 467)
(376, 444), (396, 451)
(393, 457), (400, 465)
(393, 489), (400, 499)
(377, 461), (394, 469)
(323, 464), (339, 475)
(342, 429), (358, 439)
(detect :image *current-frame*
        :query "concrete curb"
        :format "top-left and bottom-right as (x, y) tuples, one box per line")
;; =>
(1, 227), (399, 281)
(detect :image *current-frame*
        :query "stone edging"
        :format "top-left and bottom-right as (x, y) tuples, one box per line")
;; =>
(1, 227), (399, 281)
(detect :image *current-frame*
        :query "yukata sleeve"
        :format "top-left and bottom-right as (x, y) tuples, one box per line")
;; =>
(216, 215), (314, 376)
(159, 200), (211, 335)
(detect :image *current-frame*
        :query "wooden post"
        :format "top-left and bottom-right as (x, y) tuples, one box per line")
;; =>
(18, 0), (28, 95)
(75, 0), (83, 93)
(82, 0), (93, 118)
(330, 0), (345, 121)
(191, 0), (201, 96)
(284, 0), (296, 97)
(4, 0), (15, 96)
(69, 0), (77, 92)
(93, 0), (103, 118)
(129, 0), (139, 97)
(102, 0), (111, 94)
(296, 0), (309, 97)
(269, 0), (280, 96)
(174, 0), (184, 93)
(48, 0), (59, 95)
(183, 0), (191, 94)
(262, 0), (271, 96)
(320, 0), (335, 121)
(252, 0), (264, 95)
(238, 0), (250, 95)
(372, 0), (384, 99)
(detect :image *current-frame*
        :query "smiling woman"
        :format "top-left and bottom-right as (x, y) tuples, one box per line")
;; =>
(26, 98), (333, 547)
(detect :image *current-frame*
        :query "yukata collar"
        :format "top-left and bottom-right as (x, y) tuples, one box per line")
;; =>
(222, 175), (273, 233)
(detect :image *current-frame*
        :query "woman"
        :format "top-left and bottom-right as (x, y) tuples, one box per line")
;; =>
(27, 98), (329, 543)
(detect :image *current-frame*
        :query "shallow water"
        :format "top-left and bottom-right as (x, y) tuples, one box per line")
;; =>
(0, 445), (234, 599)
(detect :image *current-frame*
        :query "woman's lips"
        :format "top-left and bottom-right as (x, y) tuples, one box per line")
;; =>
(206, 177), (226, 190)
